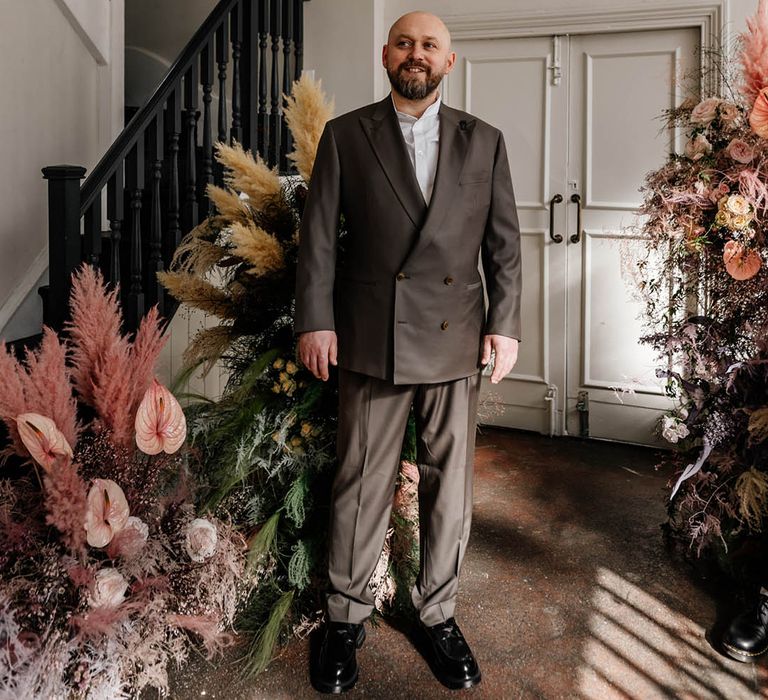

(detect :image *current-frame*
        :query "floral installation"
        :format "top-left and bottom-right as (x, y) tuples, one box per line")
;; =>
(0, 265), (253, 699)
(158, 74), (421, 676)
(630, 0), (768, 572)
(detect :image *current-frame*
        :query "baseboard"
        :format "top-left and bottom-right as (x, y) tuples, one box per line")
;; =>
(0, 246), (48, 339)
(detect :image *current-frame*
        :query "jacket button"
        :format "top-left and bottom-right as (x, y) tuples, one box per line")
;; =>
(441, 320), (449, 330)
(396, 272), (406, 281)
(444, 276), (454, 285)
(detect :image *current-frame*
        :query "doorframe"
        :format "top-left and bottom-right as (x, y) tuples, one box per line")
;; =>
(442, 2), (721, 94)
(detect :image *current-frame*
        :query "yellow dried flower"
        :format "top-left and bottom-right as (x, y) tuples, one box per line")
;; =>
(271, 383), (281, 393)
(732, 213), (751, 229)
(290, 436), (303, 447)
(285, 361), (298, 375)
(279, 371), (289, 382)
(714, 210), (731, 227)
(273, 358), (285, 369)
(300, 422), (312, 436)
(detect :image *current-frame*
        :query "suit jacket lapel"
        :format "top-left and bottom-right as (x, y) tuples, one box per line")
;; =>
(360, 96), (427, 227)
(407, 104), (476, 259)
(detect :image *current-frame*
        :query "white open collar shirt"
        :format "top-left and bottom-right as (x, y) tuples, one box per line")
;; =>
(391, 91), (442, 205)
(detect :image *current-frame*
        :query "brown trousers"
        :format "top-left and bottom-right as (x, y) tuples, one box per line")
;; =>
(326, 367), (482, 626)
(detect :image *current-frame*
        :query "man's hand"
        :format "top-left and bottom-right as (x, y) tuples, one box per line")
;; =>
(481, 335), (519, 384)
(298, 330), (338, 381)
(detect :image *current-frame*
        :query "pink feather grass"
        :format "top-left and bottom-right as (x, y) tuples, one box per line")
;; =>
(0, 328), (79, 461)
(42, 458), (88, 554)
(739, 0), (768, 105)
(66, 265), (168, 448)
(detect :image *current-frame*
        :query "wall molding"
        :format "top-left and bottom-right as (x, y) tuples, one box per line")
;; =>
(0, 246), (48, 338)
(53, 0), (111, 65)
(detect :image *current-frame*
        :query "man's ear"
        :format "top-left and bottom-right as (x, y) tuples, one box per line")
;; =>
(382, 44), (388, 69)
(445, 51), (457, 73)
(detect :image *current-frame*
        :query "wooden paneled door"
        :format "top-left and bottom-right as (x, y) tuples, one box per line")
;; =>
(443, 28), (700, 446)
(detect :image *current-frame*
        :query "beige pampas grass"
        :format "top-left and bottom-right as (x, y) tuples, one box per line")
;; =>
(207, 184), (252, 224)
(184, 325), (235, 374)
(156, 270), (237, 319)
(748, 407), (768, 446)
(214, 141), (281, 208)
(283, 74), (334, 182)
(230, 222), (285, 275)
(735, 467), (768, 531)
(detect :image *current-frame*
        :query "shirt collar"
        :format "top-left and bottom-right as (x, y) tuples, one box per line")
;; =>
(391, 91), (442, 121)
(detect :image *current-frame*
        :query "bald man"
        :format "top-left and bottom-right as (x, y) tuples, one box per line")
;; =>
(295, 10), (522, 694)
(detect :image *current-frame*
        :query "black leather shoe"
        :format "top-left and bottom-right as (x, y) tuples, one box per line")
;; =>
(311, 621), (366, 694)
(420, 617), (481, 690)
(722, 588), (768, 663)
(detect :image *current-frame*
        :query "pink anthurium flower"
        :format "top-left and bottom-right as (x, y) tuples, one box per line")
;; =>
(134, 378), (187, 455)
(15, 412), (73, 472)
(84, 478), (130, 548)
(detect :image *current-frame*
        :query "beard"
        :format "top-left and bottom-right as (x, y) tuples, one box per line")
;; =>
(386, 60), (444, 101)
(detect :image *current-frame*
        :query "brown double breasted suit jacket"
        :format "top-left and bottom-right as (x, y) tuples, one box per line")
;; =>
(294, 93), (522, 385)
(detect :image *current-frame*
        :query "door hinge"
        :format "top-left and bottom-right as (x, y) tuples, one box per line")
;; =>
(548, 35), (562, 86)
(575, 390), (589, 437)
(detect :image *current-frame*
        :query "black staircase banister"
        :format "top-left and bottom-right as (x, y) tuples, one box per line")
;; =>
(80, 0), (238, 212)
(40, 0), (308, 336)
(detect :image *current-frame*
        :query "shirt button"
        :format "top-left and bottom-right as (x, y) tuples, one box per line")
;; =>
(396, 272), (406, 281)
(417, 150), (423, 155)
(441, 320), (449, 330)
(444, 276), (454, 285)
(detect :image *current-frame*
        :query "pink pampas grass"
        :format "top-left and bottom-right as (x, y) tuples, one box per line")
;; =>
(0, 328), (79, 461)
(42, 458), (88, 553)
(739, 0), (768, 106)
(67, 266), (168, 447)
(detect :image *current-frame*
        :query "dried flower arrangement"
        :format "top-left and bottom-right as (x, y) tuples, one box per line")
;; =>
(0, 266), (253, 698)
(158, 75), (420, 676)
(632, 0), (768, 573)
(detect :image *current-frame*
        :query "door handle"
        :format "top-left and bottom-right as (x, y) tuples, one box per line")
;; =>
(570, 193), (584, 243)
(549, 194), (563, 243)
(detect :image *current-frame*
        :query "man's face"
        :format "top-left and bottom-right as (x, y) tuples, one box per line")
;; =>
(383, 15), (455, 101)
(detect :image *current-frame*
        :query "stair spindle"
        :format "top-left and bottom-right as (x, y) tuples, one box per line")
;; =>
(165, 89), (182, 259)
(183, 65), (199, 233)
(293, 0), (303, 82)
(280, 0), (294, 172)
(258, 0), (269, 159)
(83, 197), (102, 268)
(107, 163), (124, 287)
(125, 138), (146, 330)
(201, 40), (215, 217)
(148, 114), (165, 313)
(230, 2), (243, 145)
(269, 0), (281, 168)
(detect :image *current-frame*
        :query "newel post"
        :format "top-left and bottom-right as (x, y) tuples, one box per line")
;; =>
(41, 165), (86, 331)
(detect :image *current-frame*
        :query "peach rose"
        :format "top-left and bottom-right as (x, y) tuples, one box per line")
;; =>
(690, 97), (721, 125)
(718, 101), (741, 126)
(684, 133), (712, 161)
(725, 194), (751, 216)
(726, 138), (754, 163)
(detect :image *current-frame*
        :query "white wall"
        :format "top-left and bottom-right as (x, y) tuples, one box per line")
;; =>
(0, 0), (124, 341)
(302, 0), (756, 112)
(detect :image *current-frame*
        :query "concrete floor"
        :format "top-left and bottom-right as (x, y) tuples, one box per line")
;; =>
(173, 427), (768, 699)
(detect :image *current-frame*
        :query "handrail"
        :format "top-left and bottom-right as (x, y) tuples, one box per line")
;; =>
(80, 0), (236, 212)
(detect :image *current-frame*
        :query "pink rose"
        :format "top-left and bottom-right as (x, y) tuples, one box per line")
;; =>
(90, 568), (129, 608)
(690, 97), (721, 125)
(726, 138), (754, 163)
